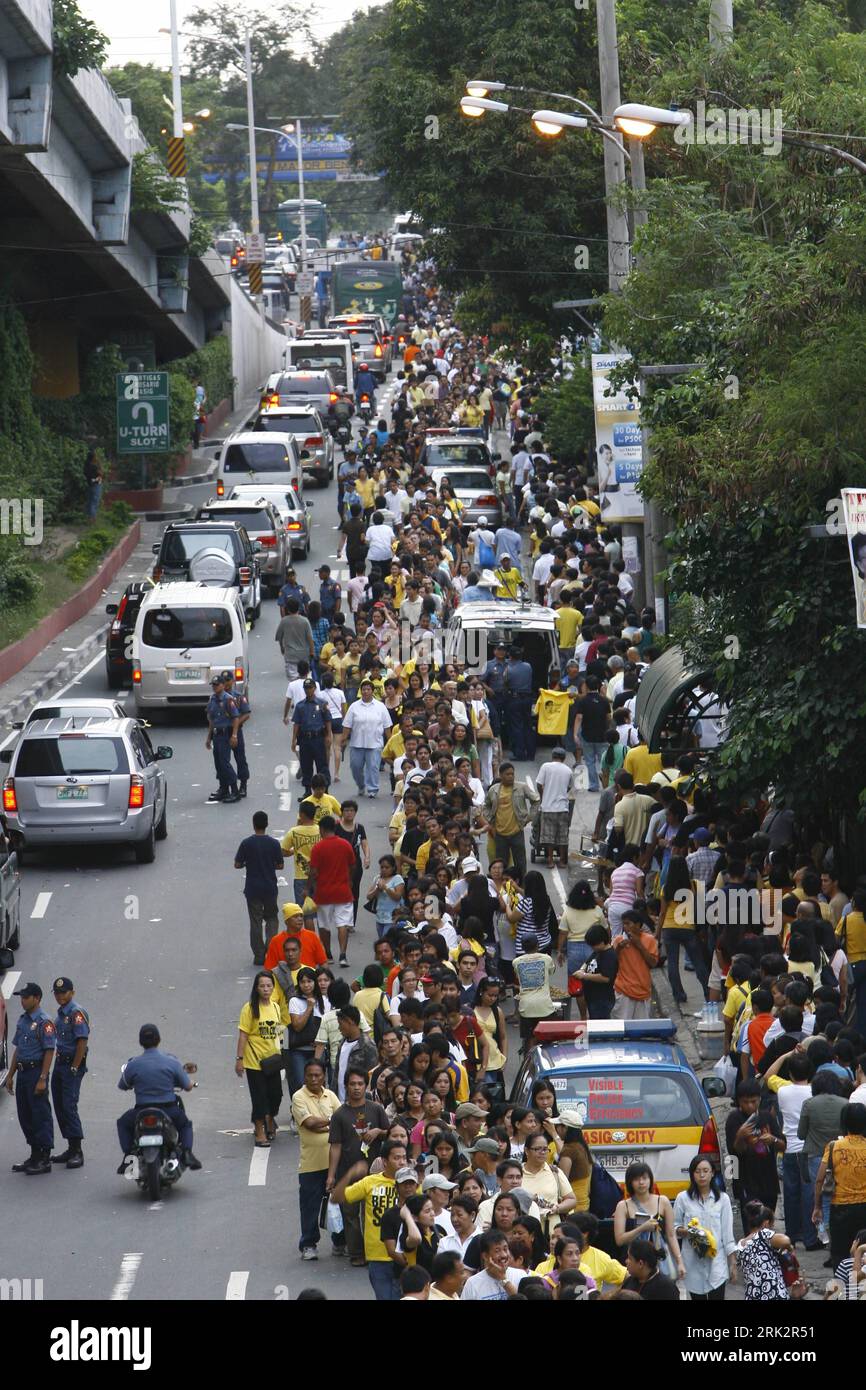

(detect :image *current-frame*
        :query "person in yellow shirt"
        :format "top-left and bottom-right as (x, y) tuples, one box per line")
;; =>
(534, 1212), (627, 1286)
(307, 779), (342, 823)
(355, 466), (377, 514)
(554, 597), (583, 657)
(332, 1139), (408, 1295)
(281, 800), (321, 904)
(494, 557), (524, 600)
(623, 739), (663, 785)
(291, 1057), (341, 1257)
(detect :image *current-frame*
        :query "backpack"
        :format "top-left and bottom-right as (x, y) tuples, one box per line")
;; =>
(372, 991), (391, 1046)
(478, 537), (495, 568)
(589, 1160), (623, 1219)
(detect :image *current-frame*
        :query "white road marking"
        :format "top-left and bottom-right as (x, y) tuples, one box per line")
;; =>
(248, 1146), (270, 1187)
(1, 970), (21, 999)
(551, 868), (566, 907)
(110, 1252), (143, 1300)
(226, 1270), (250, 1300)
(30, 892), (52, 919)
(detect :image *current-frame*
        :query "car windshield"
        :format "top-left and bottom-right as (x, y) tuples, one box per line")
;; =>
(199, 509), (273, 531)
(288, 349), (346, 378)
(142, 607), (233, 649)
(427, 447), (490, 470)
(224, 442), (291, 470)
(160, 532), (237, 565)
(16, 738), (129, 777)
(530, 1070), (704, 1127)
(277, 377), (329, 396)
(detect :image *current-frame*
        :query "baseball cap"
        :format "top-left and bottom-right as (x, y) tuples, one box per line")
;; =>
(692, 827), (712, 845)
(553, 1111), (587, 1130)
(421, 1173), (457, 1192)
(461, 855), (481, 874)
(210, 675), (224, 687)
(219, 669), (234, 682)
(13, 982), (42, 999)
(467, 1138), (499, 1155)
(454, 1102), (486, 1121)
(395, 1166), (419, 1184)
(281, 902), (304, 922)
(52, 977), (74, 993)
(476, 514), (488, 525)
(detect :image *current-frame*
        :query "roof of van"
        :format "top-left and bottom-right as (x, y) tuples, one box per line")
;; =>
(140, 582), (241, 606)
(224, 430), (301, 444)
(453, 602), (555, 628)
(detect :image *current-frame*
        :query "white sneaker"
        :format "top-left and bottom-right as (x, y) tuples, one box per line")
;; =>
(301, 1247), (318, 1261)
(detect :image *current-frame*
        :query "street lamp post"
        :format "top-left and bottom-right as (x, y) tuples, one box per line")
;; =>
(168, 0), (184, 138)
(243, 28), (260, 242)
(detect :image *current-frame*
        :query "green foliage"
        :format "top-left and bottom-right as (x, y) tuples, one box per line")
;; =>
(64, 505), (134, 583)
(0, 540), (42, 608)
(171, 336), (234, 410)
(130, 152), (186, 215)
(52, 0), (108, 78)
(533, 365), (596, 467)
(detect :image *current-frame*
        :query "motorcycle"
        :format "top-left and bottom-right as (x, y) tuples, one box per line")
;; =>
(358, 394), (373, 424)
(335, 422), (351, 453)
(129, 1067), (197, 1200)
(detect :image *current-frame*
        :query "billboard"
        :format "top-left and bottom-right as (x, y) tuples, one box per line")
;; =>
(591, 352), (644, 522)
(842, 488), (866, 628)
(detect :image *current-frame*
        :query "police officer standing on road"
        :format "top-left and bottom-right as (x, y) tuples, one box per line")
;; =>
(292, 678), (332, 796)
(50, 976), (89, 1169)
(206, 674), (241, 804)
(504, 646), (535, 761)
(4, 982), (56, 1174)
(481, 640), (510, 747)
(221, 669), (251, 798)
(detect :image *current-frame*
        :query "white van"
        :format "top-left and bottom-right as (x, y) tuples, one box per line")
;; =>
(283, 337), (354, 394)
(444, 602), (559, 690)
(131, 583), (250, 711)
(215, 431), (302, 499)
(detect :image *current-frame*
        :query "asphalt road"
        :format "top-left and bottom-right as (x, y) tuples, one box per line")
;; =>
(0, 370), (560, 1303)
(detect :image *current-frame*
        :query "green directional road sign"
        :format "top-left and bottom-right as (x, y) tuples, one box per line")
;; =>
(116, 371), (171, 454)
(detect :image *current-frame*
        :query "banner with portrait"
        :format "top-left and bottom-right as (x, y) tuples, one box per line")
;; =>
(842, 488), (866, 629)
(591, 353), (644, 522)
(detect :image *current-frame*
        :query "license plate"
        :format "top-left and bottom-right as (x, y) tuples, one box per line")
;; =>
(56, 787), (88, 800)
(173, 669), (202, 681)
(595, 1151), (645, 1171)
(138, 1135), (163, 1146)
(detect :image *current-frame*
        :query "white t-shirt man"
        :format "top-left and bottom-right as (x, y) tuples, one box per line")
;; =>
(532, 553), (556, 590)
(343, 696), (393, 749)
(366, 523), (395, 563)
(535, 760), (575, 813)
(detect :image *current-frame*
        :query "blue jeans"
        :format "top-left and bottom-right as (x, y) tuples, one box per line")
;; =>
(581, 740), (607, 792)
(662, 928), (710, 1002)
(294, 878), (308, 906)
(368, 1260), (399, 1300)
(782, 1151), (817, 1246)
(86, 481), (102, 519)
(807, 1153), (830, 1228)
(350, 745), (381, 795)
(298, 1168), (339, 1252)
(288, 1049), (314, 1098)
(566, 940), (592, 976)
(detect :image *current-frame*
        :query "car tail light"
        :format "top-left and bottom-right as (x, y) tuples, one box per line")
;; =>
(231, 254), (239, 268)
(374, 345), (383, 357)
(291, 480), (299, 492)
(287, 521), (302, 532)
(265, 394), (279, 408)
(128, 775), (145, 809)
(3, 780), (17, 813)
(304, 436), (323, 448)
(258, 534), (277, 547)
(239, 566), (252, 585)
(216, 479), (225, 497)
(235, 662), (244, 682)
(477, 494), (498, 506)
(698, 1115), (721, 1163)
(132, 662), (142, 684)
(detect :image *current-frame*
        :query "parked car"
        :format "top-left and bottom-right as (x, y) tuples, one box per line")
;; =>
(512, 1019), (722, 1202)
(105, 581), (155, 688)
(1, 718), (173, 865)
(151, 521), (262, 622)
(250, 405), (334, 486)
(227, 484), (311, 560)
(195, 499), (289, 594)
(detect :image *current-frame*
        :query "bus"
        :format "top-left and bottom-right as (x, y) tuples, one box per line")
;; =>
(332, 260), (403, 328)
(277, 198), (329, 246)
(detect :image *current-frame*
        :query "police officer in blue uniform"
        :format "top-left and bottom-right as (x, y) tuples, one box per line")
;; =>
(504, 646), (535, 760)
(205, 673), (241, 803)
(49, 976), (89, 1169)
(116, 1023), (201, 1172)
(4, 982), (55, 1174)
(292, 678), (333, 796)
(278, 567), (310, 616)
(221, 669), (251, 797)
(481, 640), (510, 745)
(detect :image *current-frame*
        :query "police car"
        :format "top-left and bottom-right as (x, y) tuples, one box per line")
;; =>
(511, 1020), (721, 1200)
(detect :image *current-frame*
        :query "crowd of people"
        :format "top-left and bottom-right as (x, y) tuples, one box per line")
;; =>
(232, 262), (866, 1302)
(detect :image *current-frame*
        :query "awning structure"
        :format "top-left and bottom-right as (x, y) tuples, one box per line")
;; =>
(635, 645), (716, 752)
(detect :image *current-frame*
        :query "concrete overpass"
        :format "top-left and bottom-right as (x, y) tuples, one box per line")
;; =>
(0, 0), (230, 394)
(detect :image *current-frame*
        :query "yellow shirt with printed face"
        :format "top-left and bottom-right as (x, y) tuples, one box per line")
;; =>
(344, 1174), (399, 1262)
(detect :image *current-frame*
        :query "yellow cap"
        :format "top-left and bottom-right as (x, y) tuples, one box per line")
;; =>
(281, 902), (304, 922)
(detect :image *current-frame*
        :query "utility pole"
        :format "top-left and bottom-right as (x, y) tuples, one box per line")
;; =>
(708, 0), (734, 49)
(168, 0), (184, 137)
(244, 28), (260, 237)
(595, 0), (631, 291)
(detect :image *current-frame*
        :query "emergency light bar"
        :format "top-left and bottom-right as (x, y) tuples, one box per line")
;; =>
(531, 1019), (678, 1044)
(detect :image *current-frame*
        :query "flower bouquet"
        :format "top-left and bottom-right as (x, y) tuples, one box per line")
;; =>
(684, 1217), (717, 1260)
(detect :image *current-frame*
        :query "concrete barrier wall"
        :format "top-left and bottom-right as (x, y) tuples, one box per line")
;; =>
(229, 277), (288, 406)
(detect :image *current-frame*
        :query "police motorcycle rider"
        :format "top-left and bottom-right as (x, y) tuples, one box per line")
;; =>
(116, 1024), (202, 1173)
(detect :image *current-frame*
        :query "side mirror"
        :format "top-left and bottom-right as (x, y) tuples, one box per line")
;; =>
(0, 749), (13, 763)
(155, 746), (174, 760)
(152, 544), (160, 554)
(702, 1076), (728, 1099)
(11, 721), (23, 731)
(214, 450), (221, 462)
(105, 603), (118, 616)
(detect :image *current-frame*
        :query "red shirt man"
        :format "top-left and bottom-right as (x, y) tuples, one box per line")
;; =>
(308, 815), (357, 968)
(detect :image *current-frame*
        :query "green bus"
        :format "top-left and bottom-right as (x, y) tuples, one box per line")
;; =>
(276, 198), (329, 246)
(332, 259), (402, 327)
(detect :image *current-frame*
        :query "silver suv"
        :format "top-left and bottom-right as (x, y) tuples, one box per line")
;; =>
(2, 718), (173, 865)
(195, 499), (289, 594)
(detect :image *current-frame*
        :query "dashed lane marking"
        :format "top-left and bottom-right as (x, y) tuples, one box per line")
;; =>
(226, 1270), (250, 1300)
(248, 1146), (270, 1187)
(30, 892), (52, 919)
(1, 970), (21, 999)
(109, 1252), (143, 1301)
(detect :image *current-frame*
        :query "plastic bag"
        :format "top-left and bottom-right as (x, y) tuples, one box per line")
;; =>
(325, 1200), (344, 1235)
(712, 1052), (737, 1097)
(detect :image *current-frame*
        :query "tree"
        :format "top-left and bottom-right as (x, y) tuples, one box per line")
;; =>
(52, 0), (107, 77)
